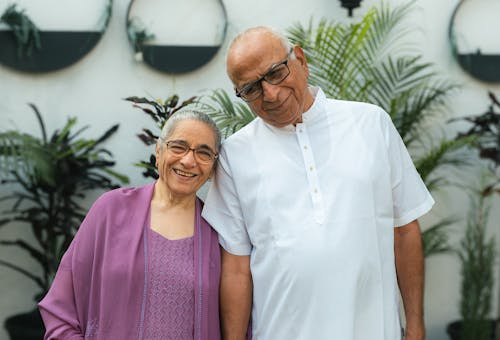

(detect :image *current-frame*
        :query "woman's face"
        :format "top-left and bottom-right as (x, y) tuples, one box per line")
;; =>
(155, 120), (217, 200)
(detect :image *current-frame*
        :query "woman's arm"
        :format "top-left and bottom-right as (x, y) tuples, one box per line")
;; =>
(38, 245), (84, 339)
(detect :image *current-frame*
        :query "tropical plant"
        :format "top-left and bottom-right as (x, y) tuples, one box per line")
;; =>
(124, 94), (196, 179)
(446, 187), (497, 340)
(452, 91), (500, 340)
(199, 89), (255, 138)
(454, 92), (500, 195)
(286, 3), (472, 190)
(0, 103), (129, 301)
(460, 193), (496, 340)
(200, 3), (472, 257)
(0, 4), (40, 57)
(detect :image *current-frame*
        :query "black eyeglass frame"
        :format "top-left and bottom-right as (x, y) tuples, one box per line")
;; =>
(162, 139), (219, 164)
(235, 47), (294, 102)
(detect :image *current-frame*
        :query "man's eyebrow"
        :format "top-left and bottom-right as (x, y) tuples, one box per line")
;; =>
(239, 58), (286, 89)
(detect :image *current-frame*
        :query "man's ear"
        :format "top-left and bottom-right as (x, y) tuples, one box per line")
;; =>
(293, 45), (309, 75)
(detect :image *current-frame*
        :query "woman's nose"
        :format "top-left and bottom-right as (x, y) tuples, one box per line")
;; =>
(180, 149), (197, 167)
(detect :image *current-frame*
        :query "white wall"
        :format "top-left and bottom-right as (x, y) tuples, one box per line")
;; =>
(1, 0), (499, 339)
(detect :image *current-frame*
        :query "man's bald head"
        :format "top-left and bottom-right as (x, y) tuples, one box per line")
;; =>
(226, 26), (291, 83)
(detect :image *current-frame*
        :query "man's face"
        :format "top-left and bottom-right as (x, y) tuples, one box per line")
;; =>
(227, 35), (313, 128)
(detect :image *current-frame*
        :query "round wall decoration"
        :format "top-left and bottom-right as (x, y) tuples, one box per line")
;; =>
(126, 0), (227, 74)
(449, 0), (500, 82)
(0, 0), (112, 73)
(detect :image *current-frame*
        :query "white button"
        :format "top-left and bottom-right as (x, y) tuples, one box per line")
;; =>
(304, 145), (308, 150)
(309, 166), (313, 171)
(314, 189), (318, 193)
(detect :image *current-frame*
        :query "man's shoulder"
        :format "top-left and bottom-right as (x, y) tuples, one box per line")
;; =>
(326, 97), (385, 116)
(222, 117), (262, 146)
(325, 97), (391, 127)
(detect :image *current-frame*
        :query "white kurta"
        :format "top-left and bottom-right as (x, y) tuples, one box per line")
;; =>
(202, 88), (434, 340)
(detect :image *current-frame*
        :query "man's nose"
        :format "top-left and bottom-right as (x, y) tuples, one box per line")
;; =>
(261, 80), (280, 101)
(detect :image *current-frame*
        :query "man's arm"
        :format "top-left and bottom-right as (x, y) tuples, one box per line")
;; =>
(220, 248), (252, 340)
(394, 219), (425, 340)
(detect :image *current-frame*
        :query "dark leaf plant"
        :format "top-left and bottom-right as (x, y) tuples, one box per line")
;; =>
(202, 2), (472, 257)
(452, 91), (500, 339)
(0, 104), (129, 301)
(124, 94), (196, 179)
(454, 92), (500, 195)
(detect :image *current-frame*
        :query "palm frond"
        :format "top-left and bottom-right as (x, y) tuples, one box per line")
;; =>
(422, 217), (456, 257)
(198, 89), (255, 138)
(414, 136), (474, 191)
(0, 130), (54, 184)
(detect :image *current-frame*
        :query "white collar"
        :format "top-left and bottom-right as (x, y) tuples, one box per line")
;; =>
(266, 87), (327, 133)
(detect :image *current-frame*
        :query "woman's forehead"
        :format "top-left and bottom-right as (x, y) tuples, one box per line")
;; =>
(169, 120), (216, 144)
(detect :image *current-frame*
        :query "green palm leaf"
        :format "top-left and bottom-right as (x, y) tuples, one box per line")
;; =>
(198, 89), (255, 138)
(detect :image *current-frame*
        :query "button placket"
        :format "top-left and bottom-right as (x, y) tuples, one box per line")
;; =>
(296, 124), (325, 224)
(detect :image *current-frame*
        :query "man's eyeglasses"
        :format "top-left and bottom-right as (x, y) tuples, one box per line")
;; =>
(235, 48), (294, 102)
(163, 140), (218, 164)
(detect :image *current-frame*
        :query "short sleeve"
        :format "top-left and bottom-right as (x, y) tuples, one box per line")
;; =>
(383, 114), (435, 226)
(202, 147), (252, 255)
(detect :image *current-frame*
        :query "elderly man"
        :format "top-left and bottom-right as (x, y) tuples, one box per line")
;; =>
(202, 26), (433, 340)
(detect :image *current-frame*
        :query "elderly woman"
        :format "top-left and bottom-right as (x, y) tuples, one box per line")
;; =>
(38, 110), (222, 340)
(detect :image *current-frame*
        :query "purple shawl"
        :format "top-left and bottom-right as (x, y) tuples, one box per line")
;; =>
(38, 183), (221, 340)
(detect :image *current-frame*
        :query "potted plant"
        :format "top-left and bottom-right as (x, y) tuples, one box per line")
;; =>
(446, 185), (497, 340)
(447, 92), (500, 340)
(0, 104), (129, 339)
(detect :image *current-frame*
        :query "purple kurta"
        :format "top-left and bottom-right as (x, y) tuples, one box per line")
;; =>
(38, 183), (221, 340)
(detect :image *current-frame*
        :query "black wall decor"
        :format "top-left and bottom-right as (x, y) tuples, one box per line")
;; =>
(0, 1), (112, 73)
(449, 0), (500, 83)
(339, 0), (363, 17)
(126, 0), (227, 74)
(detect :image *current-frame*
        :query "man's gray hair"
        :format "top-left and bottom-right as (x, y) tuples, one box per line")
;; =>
(227, 26), (293, 57)
(158, 109), (221, 152)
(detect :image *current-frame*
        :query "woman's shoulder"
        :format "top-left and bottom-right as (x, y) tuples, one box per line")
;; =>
(96, 183), (154, 205)
(75, 183), (154, 241)
(89, 183), (155, 216)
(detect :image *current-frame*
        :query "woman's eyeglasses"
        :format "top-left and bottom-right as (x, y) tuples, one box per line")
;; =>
(163, 140), (218, 164)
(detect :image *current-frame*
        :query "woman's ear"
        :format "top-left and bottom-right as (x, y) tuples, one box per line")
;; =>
(155, 144), (160, 167)
(208, 162), (217, 180)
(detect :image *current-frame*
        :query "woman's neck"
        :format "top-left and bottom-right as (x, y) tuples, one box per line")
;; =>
(152, 181), (196, 211)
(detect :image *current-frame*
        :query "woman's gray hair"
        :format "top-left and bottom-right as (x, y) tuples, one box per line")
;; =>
(157, 109), (222, 152)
